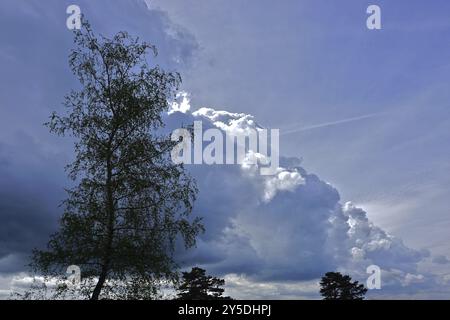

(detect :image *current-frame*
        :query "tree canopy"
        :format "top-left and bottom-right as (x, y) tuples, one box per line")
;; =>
(30, 20), (203, 300)
(320, 272), (367, 300)
(176, 267), (231, 300)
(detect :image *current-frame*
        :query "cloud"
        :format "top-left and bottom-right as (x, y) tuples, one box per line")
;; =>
(432, 255), (450, 265)
(169, 91), (192, 114)
(193, 107), (263, 136)
(167, 102), (449, 298)
(223, 274), (320, 300)
(0, 0), (199, 276)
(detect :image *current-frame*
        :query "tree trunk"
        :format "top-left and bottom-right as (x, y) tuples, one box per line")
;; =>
(90, 154), (115, 300)
(91, 267), (108, 300)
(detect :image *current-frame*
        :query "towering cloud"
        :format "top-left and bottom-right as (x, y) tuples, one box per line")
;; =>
(166, 98), (446, 298)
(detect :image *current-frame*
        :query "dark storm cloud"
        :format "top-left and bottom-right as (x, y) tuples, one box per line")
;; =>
(0, 0), (198, 274)
(0, 133), (66, 272)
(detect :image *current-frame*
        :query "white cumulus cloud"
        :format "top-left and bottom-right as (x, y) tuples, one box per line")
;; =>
(166, 101), (450, 298)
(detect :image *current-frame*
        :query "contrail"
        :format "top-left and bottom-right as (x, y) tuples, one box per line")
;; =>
(280, 112), (387, 136)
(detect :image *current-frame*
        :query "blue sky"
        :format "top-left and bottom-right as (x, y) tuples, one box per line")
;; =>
(0, 0), (449, 299)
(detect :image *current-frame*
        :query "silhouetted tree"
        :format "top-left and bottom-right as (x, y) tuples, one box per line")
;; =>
(30, 20), (203, 300)
(320, 272), (367, 300)
(176, 267), (231, 300)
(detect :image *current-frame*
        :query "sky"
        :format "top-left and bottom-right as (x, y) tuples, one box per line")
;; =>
(0, 0), (449, 299)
